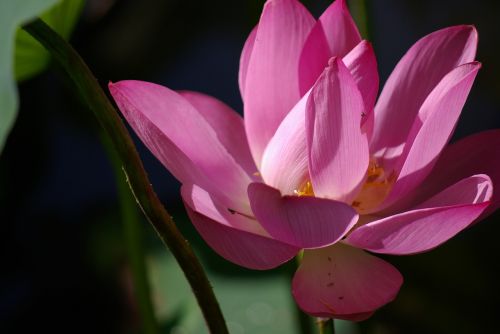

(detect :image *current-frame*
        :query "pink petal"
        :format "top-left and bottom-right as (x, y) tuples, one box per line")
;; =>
(306, 58), (369, 203)
(261, 43), (377, 195)
(379, 62), (481, 211)
(346, 175), (492, 255)
(243, 0), (315, 165)
(342, 40), (379, 134)
(260, 91), (310, 195)
(238, 25), (258, 98)
(109, 81), (251, 213)
(179, 91), (258, 177)
(182, 184), (299, 270)
(292, 243), (402, 319)
(371, 25), (477, 167)
(248, 183), (358, 249)
(415, 174), (491, 208)
(403, 130), (500, 219)
(299, 0), (362, 95)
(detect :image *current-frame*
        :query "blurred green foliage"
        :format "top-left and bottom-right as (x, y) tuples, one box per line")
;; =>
(15, 0), (85, 82)
(0, 0), (58, 152)
(0, 0), (83, 153)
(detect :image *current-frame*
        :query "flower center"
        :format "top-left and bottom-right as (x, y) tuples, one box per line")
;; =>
(351, 159), (395, 214)
(294, 181), (314, 197)
(291, 160), (394, 214)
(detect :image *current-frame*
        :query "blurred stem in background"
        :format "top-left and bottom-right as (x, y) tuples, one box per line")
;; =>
(348, 0), (371, 40)
(294, 252), (312, 333)
(318, 318), (335, 334)
(23, 18), (229, 334)
(103, 134), (158, 334)
(295, 297), (312, 334)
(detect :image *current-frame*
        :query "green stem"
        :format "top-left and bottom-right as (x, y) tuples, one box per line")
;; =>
(103, 135), (158, 334)
(317, 318), (335, 334)
(23, 18), (228, 334)
(294, 253), (312, 334)
(295, 306), (312, 334)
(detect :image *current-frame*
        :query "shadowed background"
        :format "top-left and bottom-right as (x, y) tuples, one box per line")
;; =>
(1, 0), (499, 333)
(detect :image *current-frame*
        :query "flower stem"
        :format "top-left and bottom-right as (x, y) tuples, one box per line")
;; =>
(103, 135), (158, 334)
(317, 318), (335, 334)
(23, 18), (228, 334)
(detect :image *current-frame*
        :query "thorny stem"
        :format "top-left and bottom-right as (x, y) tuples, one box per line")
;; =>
(23, 18), (228, 334)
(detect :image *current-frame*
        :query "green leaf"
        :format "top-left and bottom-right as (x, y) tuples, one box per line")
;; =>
(0, 0), (58, 152)
(15, 0), (85, 82)
(0, 0), (84, 153)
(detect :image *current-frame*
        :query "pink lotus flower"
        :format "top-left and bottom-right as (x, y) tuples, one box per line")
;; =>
(109, 0), (500, 320)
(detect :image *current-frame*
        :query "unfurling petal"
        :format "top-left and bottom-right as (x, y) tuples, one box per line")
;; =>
(371, 25), (477, 168)
(243, 0), (315, 165)
(261, 42), (377, 195)
(182, 184), (299, 270)
(292, 243), (402, 320)
(299, 0), (362, 95)
(260, 91), (310, 195)
(379, 62), (481, 211)
(346, 175), (492, 255)
(109, 81), (252, 213)
(248, 183), (358, 249)
(306, 58), (369, 203)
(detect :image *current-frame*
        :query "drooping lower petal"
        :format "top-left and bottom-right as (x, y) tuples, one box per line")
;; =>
(299, 0), (362, 95)
(346, 175), (492, 255)
(371, 25), (477, 166)
(180, 91), (258, 177)
(306, 58), (369, 203)
(378, 62), (481, 211)
(243, 0), (315, 165)
(401, 130), (500, 219)
(182, 184), (299, 270)
(109, 81), (252, 213)
(292, 243), (402, 320)
(248, 183), (358, 249)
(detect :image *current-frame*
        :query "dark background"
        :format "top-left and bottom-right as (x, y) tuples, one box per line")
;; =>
(1, 0), (500, 333)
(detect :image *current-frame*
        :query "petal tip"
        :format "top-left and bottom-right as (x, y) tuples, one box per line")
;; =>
(447, 24), (477, 35)
(463, 24), (478, 33)
(327, 56), (342, 70)
(453, 24), (479, 47)
(107, 80), (137, 94)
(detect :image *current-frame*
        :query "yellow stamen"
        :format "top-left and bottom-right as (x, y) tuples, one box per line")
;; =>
(351, 159), (395, 213)
(290, 160), (393, 214)
(294, 181), (315, 197)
